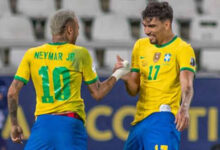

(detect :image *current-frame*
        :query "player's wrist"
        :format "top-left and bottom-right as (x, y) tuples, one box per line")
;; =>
(111, 60), (130, 81)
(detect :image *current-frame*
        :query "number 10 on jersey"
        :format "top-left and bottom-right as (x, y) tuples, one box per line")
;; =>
(39, 66), (71, 103)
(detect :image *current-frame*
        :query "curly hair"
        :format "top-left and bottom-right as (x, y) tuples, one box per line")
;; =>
(142, 1), (173, 22)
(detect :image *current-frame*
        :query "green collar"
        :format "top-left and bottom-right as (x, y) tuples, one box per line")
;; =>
(48, 42), (67, 45)
(154, 35), (178, 48)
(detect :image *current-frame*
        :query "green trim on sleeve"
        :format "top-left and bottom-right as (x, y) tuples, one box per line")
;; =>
(180, 67), (196, 73)
(131, 68), (140, 72)
(14, 76), (28, 85)
(84, 76), (98, 85)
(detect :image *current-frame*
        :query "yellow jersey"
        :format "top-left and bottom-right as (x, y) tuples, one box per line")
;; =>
(15, 42), (98, 122)
(131, 36), (196, 125)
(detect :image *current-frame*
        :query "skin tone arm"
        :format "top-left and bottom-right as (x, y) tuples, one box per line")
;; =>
(7, 80), (24, 144)
(87, 77), (117, 101)
(88, 56), (128, 100)
(175, 70), (194, 131)
(122, 72), (140, 96)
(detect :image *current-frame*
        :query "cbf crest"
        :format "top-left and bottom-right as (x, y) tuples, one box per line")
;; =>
(164, 53), (171, 62)
(153, 52), (161, 62)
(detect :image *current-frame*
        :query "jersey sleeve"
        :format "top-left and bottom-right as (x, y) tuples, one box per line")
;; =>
(131, 40), (140, 72)
(177, 44), (196, 73)
(81, 48), (98, 85)
(14, 50), (31, 84)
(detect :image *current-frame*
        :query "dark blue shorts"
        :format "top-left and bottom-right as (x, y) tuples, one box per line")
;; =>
(24, 114), (87, 150)
(124, 112), (181, 150)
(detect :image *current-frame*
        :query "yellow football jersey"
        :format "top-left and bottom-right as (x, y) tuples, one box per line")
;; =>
(131, 36), (196, 125)
(15, 42), (98, 122)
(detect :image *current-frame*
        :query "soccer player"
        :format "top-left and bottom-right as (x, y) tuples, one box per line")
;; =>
(7, 10), (129, 150)
(119, 1), (196, 150)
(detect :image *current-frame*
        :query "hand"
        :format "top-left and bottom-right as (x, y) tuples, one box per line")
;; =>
(113, 55), (126, 72)
(112, 56), (130, 81)
(175, 106), (190, 132)
(11, 125), (24, 144)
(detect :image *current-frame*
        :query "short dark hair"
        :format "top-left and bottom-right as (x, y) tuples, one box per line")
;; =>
(142, 1), (173, 22)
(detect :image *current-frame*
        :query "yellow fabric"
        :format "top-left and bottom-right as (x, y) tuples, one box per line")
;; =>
(15, 43), (97, 122)
(131, 36), (196, 125)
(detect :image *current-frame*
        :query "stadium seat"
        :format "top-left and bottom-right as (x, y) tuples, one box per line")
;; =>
(0, 14), (35, 41)
(110, 0), (146, 19)
(0, 14), (35, 67)
(17, 0), (56, 18)
(62, 0), (101, 19)
(191, 16), (220, 42)
(203, 0), (220, 17)
(0, 0), (11, 17)
(164, 0), (197, 20)
(92, 14), (133, 41)
(191, 15), (220, 71)
(92, 14), (133, 68)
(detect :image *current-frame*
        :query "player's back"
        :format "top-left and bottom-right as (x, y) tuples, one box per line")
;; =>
(15, 42), (97, 121)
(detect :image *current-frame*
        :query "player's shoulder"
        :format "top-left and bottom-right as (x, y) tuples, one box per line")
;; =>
(66, 43), (89, 53)
(136, 37), (151, 46)
(24, 44), (45, 56)
(175, 37), (193, 50)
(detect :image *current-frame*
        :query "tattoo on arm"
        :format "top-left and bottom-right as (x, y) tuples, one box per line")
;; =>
(8, 80), (24, 125)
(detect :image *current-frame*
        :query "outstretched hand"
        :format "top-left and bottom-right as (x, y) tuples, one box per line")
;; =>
(112, 55), (130, 81)
(113, 55), (126, 72)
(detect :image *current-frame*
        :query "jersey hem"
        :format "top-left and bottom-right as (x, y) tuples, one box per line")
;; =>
(14, 75), (28, 85)
(84, 76), (98, 85)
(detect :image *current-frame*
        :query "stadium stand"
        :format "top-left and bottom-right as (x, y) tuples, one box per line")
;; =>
(203, 0), (220, 17)
(0, 14), (35, 71)
(0, 0), (219, 75)
(17, 0), (56, 39)
(163, 0), (197, 20)
(92, 14), (134, 68)
(191, 15), (220, 71)
(62, 0), (101, 19)
(110, 0), (146, 19)
(17, 0), (56, 18)
(0, 0), (11, 17)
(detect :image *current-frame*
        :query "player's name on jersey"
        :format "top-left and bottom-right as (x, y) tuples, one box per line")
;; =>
(34, 51), (75, 61)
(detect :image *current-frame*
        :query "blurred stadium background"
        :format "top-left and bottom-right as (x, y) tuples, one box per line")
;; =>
(0, 0), (219, 150)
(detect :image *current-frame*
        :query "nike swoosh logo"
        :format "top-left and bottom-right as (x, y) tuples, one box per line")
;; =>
(140, 56), (145, 59)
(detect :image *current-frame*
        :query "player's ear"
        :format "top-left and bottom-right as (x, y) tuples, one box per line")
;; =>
(164, 19), (171, 30)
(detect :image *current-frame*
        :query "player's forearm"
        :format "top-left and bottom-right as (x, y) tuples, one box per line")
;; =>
(7, 80), (24, 126)
(93, 77), (116, 100)
(181, 85), (194, 109)
(8, 94), (18, 126)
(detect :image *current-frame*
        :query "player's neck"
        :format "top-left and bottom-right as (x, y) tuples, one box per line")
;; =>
(158, 33), (175, 46)
(52, 35), (68, 43)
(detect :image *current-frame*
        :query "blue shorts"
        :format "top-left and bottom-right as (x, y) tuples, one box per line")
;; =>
(25, 114), (87, 150)
(124, 112), (181, 150)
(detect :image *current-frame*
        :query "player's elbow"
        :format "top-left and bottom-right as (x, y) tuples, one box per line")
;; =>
(182, 84), (193, 94)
